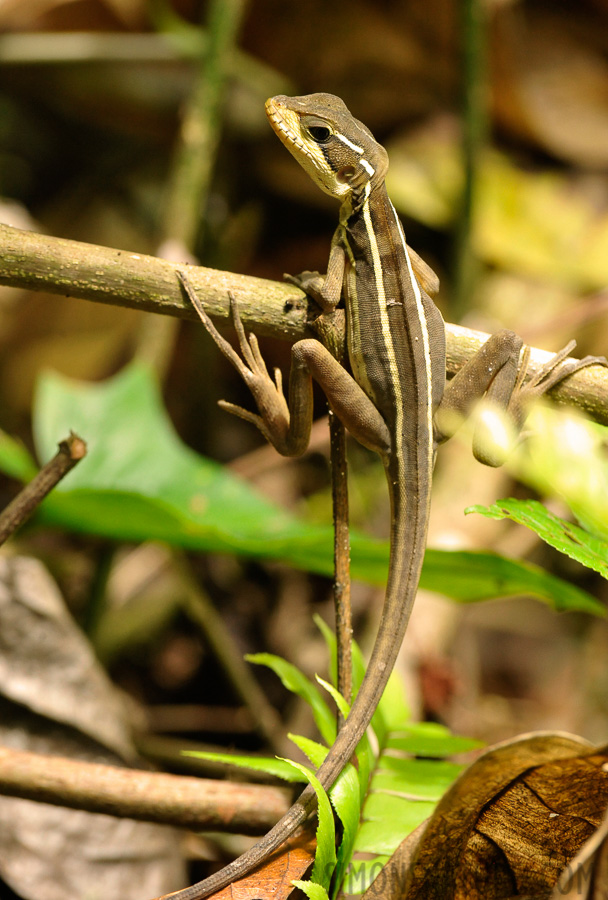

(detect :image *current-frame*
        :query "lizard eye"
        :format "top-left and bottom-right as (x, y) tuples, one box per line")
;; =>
(302, 118), (332, 144)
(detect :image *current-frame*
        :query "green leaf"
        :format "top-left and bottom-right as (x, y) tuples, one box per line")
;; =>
(1, 363), (588, 616)
(288, 734), (328, 768)
(363, 792), (436, 824)
(355, 808), (431, 855)
(0, 431), (38, 482)
(469, 498), (608, 583)
(246, 652), (336, 745)
(292, 882), (330, 900)
(372, 756), (463, 801)
(281, 759), (336, 891)
(420, 548), (602, 614)
(370, 665), (411, 748)
(181, 749), (306, 783)
(287, 732), (361, 900)
(313, 614), (338, 687)
(386, 722), (482, 757)
(316, 675), (350, 721)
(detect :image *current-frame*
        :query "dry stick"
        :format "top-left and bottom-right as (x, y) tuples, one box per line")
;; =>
(0, 745), (290, 834)
(1, 223), (606, 424)
(329, 409), (352, 720)
(0, 432), (87, 546)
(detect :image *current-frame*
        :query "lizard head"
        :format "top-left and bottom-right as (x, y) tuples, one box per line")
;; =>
(265, 93), (389, 203)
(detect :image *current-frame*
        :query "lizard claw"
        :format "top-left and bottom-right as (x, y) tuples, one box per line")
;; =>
(177, 270), (291, 446)
(509, 340), (608, 423)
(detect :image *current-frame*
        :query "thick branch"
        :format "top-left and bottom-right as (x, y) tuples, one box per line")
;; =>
(0, 223), (309, 341)
(1, 223), (607, 423)
(0, 745), (290, 834)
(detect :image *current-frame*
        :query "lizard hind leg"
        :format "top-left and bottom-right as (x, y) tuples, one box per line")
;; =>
(435, 330), (607, 468)
(507, 339), (608, 426)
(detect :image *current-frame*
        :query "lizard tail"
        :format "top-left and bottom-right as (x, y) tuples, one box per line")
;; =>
(154, 465), (431, 900)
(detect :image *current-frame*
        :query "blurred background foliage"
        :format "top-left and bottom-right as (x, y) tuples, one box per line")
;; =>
(1, 0), (608, 870)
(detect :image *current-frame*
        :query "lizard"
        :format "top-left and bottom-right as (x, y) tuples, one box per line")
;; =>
(164, 92), (605, 900)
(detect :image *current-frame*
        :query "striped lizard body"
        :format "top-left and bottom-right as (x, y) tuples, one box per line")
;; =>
(164, 93), (604, 900)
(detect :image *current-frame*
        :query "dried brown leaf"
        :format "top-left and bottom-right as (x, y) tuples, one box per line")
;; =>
(207, 827), (317, 900)
(360, 732), (608, 900)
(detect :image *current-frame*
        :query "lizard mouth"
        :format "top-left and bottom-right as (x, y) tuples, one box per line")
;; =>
(265, 97), (317, 165)
(265, 96), (350, 200)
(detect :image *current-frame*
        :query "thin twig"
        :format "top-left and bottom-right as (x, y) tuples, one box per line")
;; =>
(328, 410), (352, 722)
(0, 432), (87, 546)
(1, 223), (607, 423)
(0, 745), (290, 834)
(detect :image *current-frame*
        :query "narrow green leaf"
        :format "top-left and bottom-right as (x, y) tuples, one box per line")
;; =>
(281, 759), (336, 890)
(316, 675), (350, 720)
(469, 498), (608, 583)
(181, 749), (306, 783)
(313, 614), (338, 687)
(288, 734), (328, 769)
(246, 652), (336, 745)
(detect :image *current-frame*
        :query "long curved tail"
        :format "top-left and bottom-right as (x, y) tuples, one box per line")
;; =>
(156, 462), (431, 900)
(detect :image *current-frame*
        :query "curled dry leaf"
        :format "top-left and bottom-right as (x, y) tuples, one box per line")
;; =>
(206, 826), (317, 900)
(360, 732), (608, 900)
(552, 806), (608, 900)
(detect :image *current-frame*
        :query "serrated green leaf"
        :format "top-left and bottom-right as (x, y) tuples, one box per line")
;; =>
(246, 652), (336, 745)
(281, 759), (336, 890)
(181, 749), (306, 782)
(292, 881), (330, 900)
(288, 734), (362, 898)
(468, 498), (608, 582)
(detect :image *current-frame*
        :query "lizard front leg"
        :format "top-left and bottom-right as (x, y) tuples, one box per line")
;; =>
(435, 329), (607, 466)
(177, 270), (391, 459)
